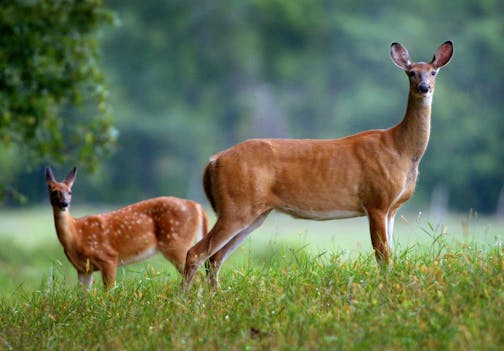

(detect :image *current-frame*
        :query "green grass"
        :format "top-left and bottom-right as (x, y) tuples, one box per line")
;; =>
(0, 207), (503, 350)
(1, 239), (503, 350)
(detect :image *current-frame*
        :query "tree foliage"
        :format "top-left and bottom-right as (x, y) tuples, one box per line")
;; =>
(2, 0), (503, 214)
(0, 0), (116, 199)
(96, 0), (503, 213)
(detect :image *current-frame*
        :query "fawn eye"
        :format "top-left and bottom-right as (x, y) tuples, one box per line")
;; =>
(408, 71), (416, 78)
(68, 191), (72, 195)
(431, 70), (437, 76)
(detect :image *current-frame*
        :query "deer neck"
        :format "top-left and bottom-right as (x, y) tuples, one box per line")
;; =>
(52, 208), (78, 250)
(393, 92), (432, 162)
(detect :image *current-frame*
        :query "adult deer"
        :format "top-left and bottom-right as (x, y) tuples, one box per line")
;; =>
(45, 166), (208, 289)
(184, 41), (453, 289)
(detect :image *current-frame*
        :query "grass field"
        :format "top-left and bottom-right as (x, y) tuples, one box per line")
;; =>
(0, 206), (503, 350)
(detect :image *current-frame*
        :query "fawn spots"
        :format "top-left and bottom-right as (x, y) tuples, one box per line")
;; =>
(48, 169), (208, 288)
(90, 240), (99, 250)
(169, 219), (180, 226)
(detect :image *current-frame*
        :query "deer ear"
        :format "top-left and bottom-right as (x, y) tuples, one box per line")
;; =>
(390, 42), (411, 70)
(45, 167), (56, 184)
(431, 40), (453, 69)
(64, 166), (77, 187)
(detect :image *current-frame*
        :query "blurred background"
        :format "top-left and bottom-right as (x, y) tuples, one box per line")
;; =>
(1, 0), (504, 217)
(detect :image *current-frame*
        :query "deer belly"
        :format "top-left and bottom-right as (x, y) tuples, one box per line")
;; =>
(280, 207), (365, 220)
(120, 246), (158, 265)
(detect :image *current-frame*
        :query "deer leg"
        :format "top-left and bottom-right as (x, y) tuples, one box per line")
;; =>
(207, 211), (270, 288)
(78, 272), (93, 291)
(101, 263), (117, 289)
(159, 243), (190, 275)
(206, 231), (249, 289)
(387, 208), (398, 251)
(367, 209), (391, 264)
(183, 213), (260, 290)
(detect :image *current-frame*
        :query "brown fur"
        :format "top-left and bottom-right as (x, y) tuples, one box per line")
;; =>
(46, 166), (208, 289)
(183, 41), (453, 289)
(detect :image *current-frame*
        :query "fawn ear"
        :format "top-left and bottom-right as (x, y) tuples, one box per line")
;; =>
(431, 41), (453, 69)
(45, 167), (56, 184)
(64, 166), (77, 187)
(390, 42), (411, 70)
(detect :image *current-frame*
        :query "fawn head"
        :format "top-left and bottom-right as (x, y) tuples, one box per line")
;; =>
(45, 166), (77, 211)
(391, 41), (453, 98)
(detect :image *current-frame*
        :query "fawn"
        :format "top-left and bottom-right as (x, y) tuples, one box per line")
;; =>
(46, 166), (208, 289)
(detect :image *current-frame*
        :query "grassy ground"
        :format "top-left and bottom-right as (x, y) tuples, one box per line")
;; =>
(0, 207), (503, 350)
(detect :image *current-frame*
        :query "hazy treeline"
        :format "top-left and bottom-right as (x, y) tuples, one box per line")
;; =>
(1, 0), (503, 214)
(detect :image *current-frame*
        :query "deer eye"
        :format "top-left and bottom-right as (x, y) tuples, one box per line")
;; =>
(408, 71), (416, 78)
(431, 70), (437, 76)
(68, 191), (72, 195)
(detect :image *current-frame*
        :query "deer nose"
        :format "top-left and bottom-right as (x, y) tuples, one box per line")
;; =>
(59, 194), (71, 208)
(418, 82), (430, 93)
